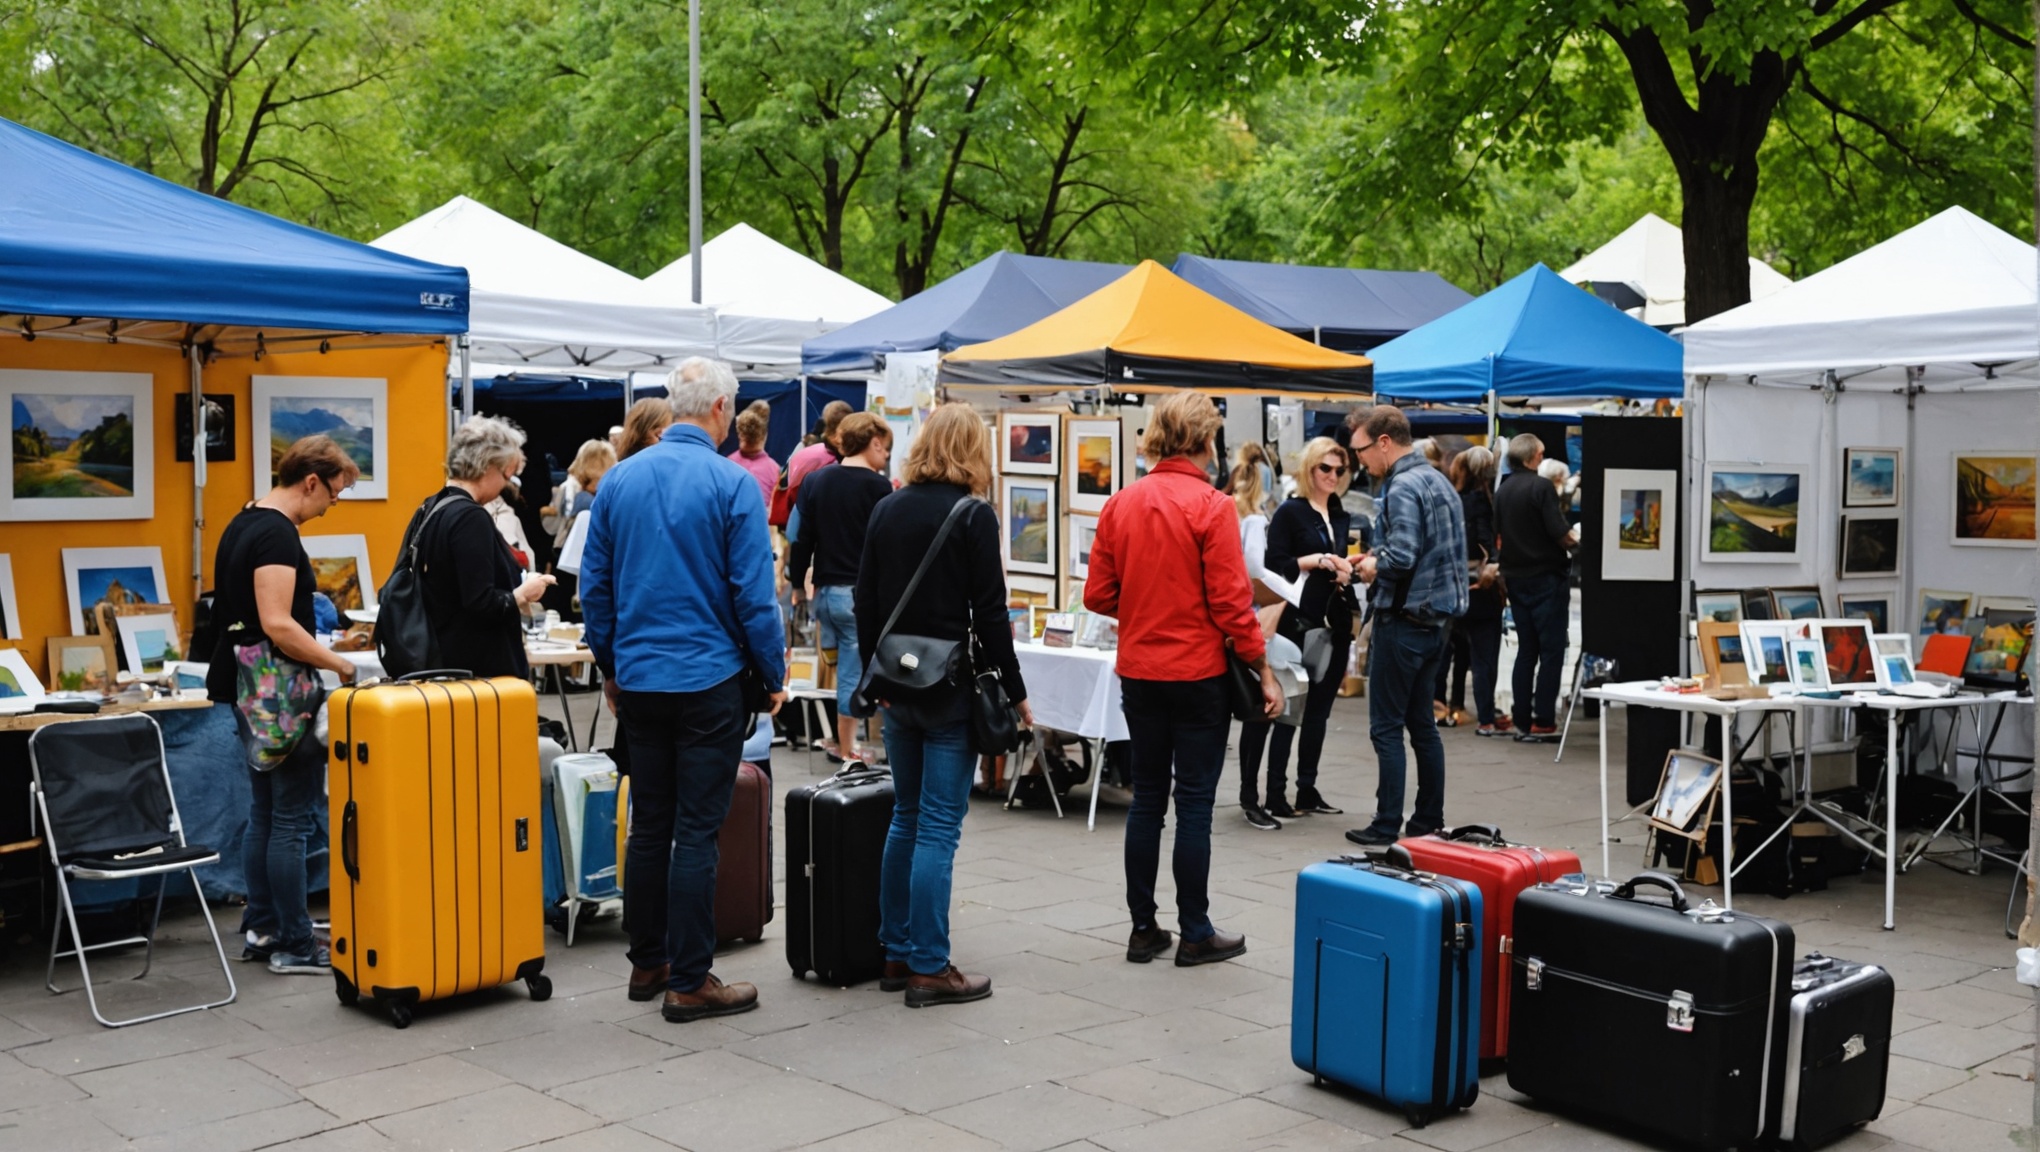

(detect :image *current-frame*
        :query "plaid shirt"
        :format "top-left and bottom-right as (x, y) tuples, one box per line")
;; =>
(1371, 451), (1468, 620)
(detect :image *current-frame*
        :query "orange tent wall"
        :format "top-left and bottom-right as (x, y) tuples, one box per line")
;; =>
(2, 336), (451, 682)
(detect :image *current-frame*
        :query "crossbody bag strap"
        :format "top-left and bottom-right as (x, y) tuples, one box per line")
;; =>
(869, 496), (976, 655)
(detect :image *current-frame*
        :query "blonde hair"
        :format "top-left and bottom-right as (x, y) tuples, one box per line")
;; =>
(902, 402), (993, 496)
(1140, 391), (1223, 462)
(618, 397), (674, 459)
(1227, 454), (1267, 519)
(734, 406), (769, 450)
(1297, 436), (1351, 497)
(835, 411), (891, 457)
(568, 439), (616, 487)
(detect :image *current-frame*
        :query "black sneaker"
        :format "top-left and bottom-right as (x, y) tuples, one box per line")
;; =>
(1267, 798), (1302, 819)
(1126, 926), (1174, 963)
(1344, 826), (1399, 847)
(1241, 805), (1281, 831)
(1295, 788), (1343, 815)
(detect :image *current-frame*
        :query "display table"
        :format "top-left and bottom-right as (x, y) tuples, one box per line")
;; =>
(334, 642), (603, 750)
(1009, 642), (1125, 831)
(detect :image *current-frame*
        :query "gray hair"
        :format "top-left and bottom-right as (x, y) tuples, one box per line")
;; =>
(666, 356), (740, 419)
(446, 415), (527, 481)
(1506, 433), (1543, 468)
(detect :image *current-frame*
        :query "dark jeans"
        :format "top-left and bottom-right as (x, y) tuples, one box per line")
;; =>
(1236, 721), (1286, 809)
(1433, 627), (1471, 712)
(1121, 675), (1229, 944)
(1508, 570), (1570, 729)
(1463, 614), (1504, 726)
(1364, 613), (1450, 837)
(619, 677), (748, 993)
(239, 722), (325, 954)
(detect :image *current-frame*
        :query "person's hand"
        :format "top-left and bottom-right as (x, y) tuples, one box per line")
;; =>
(331, 658), (357, 683)
(803, 578), (816, 604)
(1259, 665), (1285, 719)
(768, 689), (788, 716)
(602, 677), (620, 715)
(1018, 698), (1035, 727)
(515, 572), (556, 605)
(1357, 554), (1379, 584)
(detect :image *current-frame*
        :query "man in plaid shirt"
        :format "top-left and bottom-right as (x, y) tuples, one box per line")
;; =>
(1344, 405), (1468, 846)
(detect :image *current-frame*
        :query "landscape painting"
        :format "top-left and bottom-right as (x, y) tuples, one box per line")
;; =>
(1953, 452), (2036, 546)
(0, 648), (44, 703)
(303, 535), (376, 612)
(1065, 418), (1121, 514)
(1706, 467), (1801, 560)
(1618, 489), (1661, 550)
(1844, 448), (1899, 507)
(251, 377), (389, 500)
(62, 546), (167, 635)
(0, 369), (155, 521)
(1002, 478), (1056, 575)
(1601, 468), (1677, 581)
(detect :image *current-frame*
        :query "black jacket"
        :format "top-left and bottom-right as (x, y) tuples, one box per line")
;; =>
(788, 463), (893, 590)
(1263, 495), (1357, 637)
(854, 483), (1026, 724)
(1459, 483), (1503, 621)
(1494, 470), (1572, 579)
(410, 487), (529, 680)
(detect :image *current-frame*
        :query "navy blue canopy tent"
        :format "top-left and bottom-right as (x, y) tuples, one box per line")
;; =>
(1367, 264), (1683, 402)
(0, 116), (467, 342)
(1169, 255), (1472, 353)
(801, 252), (1130, 377)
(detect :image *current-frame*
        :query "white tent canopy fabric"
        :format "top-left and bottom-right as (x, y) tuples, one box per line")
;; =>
(372, 196), (716, 373)
(1682, 206), (2037, 383)
(1561, 213), (1792, 329)
(647, 223), (892, 377)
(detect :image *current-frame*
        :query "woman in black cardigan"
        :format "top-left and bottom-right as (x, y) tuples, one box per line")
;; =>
(1451, 447), (1508, 736)
(1258, 436), (1358, 819)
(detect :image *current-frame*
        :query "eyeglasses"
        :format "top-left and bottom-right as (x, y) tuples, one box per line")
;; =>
(319, 476), (352, 500)
(1315, 462), (1348, 477)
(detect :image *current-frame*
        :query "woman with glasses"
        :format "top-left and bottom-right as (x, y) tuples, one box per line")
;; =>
(1259, 436), (1357, 819)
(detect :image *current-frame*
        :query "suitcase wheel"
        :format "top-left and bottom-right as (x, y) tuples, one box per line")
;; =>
(1403, 1107), (1430, 1130)
(333, 972), (358, 1007)
(526, 974), (553, 1002)
(1456, 1082), (1479, 1111)
(387, 1002), (413, 1029)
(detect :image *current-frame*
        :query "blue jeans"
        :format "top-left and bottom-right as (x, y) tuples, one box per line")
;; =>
(1508, 570), (1570, 729)
(1121, 675), (1229, 944)
(239, 718), (325, 954)
(619, 677), (748, 993)
(877, 712), (975, 976)
(813, 585), (867, 717)
(1364, 613), (1450, 837)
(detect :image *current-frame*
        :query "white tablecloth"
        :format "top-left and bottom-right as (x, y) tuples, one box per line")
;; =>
(1012, 642), (1127, 741)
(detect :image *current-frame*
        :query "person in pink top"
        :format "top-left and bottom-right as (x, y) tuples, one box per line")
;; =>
(726, 402), (777, 509)
(782, 400), (853, 538)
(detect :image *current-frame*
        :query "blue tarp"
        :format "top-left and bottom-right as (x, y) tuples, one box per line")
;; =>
(801, 252), (1129, 377)
(0, 117), (467, 334)
(1170, 255), (1472, 352)
(1368, 264), (1684, 401)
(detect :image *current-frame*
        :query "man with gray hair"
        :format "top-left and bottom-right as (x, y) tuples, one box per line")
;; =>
(1494, 433), (1576, 742)
(580, 356), (787, 1023)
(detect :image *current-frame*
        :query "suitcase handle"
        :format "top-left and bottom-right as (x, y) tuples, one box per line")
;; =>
(395, 669), (475, 682)
(341, 800), (360, 882)
(1611, 871), (1690, 912)
(1439, 823), (1505, 844)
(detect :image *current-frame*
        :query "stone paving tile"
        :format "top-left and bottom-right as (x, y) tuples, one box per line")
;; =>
(456, 1020), (684, 1091)
(1248, 1117), (1387, 1149)
(732, 1001), (986, 1082)
(239, 1019), (451, 1088)
(944, 987), (1141, 1043)
(1057, 1063), (1238, 1118)
(1142, 1021), (1299, 1096)
(1914, 1064), (2033, 1126)
(369, 1082), (601, 1151)
(1866, 1101), (2017, 1150)
(270, 1122), (402, 1151)
(299, 1053), (515, 1124)
(527, 1124), (685, 1151)
(1884, 1053), (1974, 1102)
(1893, 980), (2032, 1029)
(625, 1070), (901, 1152)
(1889, 1020), (2034, 1070)
(10, 999), (264, 1073)
(1393, 1095), (1562, 1152)
(71, 1049), (302, 1139)
(934, 1081), (1162, 1152)
(1088, 1095), (1317, 1152)
(801, 1113), (1008, 1152)
(835, 1032), (1124, 1114)
(547, 1048), (775, 1123)
(0, 1098), (133, 1152)
(0, 1047), (86, 1106)
(1064, 1005), (1265, 1056)
(0, 1012), (49, 1051)
(124, 1100), (335, 1152)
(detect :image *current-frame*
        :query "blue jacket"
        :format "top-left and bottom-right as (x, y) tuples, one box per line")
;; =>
(581, 423), (786, 694)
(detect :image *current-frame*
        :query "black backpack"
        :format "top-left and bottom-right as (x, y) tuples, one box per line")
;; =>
(375, 493), (461, 678)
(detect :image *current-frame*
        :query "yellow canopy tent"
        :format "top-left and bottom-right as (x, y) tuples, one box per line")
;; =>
(941, 260), (1372, 396)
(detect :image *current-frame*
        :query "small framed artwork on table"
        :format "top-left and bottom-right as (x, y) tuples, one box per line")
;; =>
(1839, 515), (1900, 577)
(1693, 590), (1744, 625)
(1771, 587), (1825, 621)
(1697, 620), (1749, 687)
(63, 546), (168, 636)
(0, 647), (47, 710)
(1740, 620), (1805, 686)
(998, 412), (1060, 477)
(46, 635), (116, 694)
(1788, 638), (1829, 691)
(1836, 593), (1893, 634)
(1843, 448), (1900, 508)
(109, 604), (180, 678)
(1001, 477), (1058, 577)
(1064, 418), (1121, 514)
(1818, 619), (1879, 691)
(1872, 633), (1914, 688)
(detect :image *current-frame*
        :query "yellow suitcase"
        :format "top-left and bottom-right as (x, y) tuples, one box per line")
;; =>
(328, 675), (550, 1027)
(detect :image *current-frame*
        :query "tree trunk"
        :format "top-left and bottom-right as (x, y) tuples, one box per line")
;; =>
(1675, 158), (1762, 325)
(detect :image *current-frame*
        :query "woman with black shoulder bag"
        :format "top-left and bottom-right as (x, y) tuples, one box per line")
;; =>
(1261, 435), (1358, 819)
(852, 403), (1032, 1009)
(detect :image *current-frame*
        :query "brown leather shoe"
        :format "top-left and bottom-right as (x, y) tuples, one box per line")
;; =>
(628, 963), (669, 1002)
(1175, 929), (1247, 967)
(880, 960), (911, 993)
(1126, 926), (1174, 963)
(661, 974), (759, 1022)
(903, 965), (991, 1008)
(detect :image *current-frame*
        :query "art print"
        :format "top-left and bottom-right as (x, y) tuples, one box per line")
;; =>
(251, 377), (389, 500)
(1693, 590), (1741, 625)
(0, 554), (18, 641)
(1067, 513), (1099, 580)
(1917, 588), (1972, 637)
(174, 393), (237, 463)
(1788, 639), (1828, 690)
(1770, 587), (1824, 621)
(302, 535), (377, 612)
(1839, 515), (1900, 577)
(0, 647), (46, 706)
(1952, 452), (2036, 546)
(1001, 478), (1057, 576)
(62, 546), (167, 636)
(1065, 418), (1120, 514)
(115, 609), (181, 677)
(45, 635), (115, 694)
(1601, 468), (1676, 582)
(1, 368), (155, 521)
(1739, 621), (1801, 686)
(998, 411), (1060, 477)
(1843, 448), (1899, 508)
(1704, 466), (1802, 560)
(1650, 751), (1722, 839)
(1819, 620), (1877, 690)
(1837, 594), (1893, 635)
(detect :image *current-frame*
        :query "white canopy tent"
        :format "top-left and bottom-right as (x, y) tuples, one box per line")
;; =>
(373, 197), (717, 406)
(1563, 213), (1793, 329)
(646, 223), (891, 378)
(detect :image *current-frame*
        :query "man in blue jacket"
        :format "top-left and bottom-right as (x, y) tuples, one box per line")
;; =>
(581, 356), (787, 1023)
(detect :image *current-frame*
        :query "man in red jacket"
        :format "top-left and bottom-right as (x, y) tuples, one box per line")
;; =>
(1087, 392), (1283, 969)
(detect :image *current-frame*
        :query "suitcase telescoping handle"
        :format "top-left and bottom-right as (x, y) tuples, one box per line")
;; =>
(1439, 823), (1505, 845)
(341, 800), (360, 882)
(1611, 871), (1690, 912)
(394, 669), (475, 682)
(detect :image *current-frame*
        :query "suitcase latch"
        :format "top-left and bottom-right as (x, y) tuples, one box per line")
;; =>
(1667, 990), (1695, 1032)
(1525, 958), (1544, 991)
(1841, 1034), (1867, 1062)
(1453, 922), (1471, 950)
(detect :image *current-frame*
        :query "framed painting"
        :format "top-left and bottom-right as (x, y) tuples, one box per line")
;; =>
(174, 392), (237, 463)
(1739, 588), (1776, 621)
(998, 411), (1060, 477)
(1770, 586), (1825, 621)
(1818, 620), (1879, 691)
(62, 546), (167, 636)
(1839, 514), (1900, 577)
(1067, 513), (1099, 580)
(1001, 477), (1057, 576)
(302, 534), (378, 611)
(1704, 465), (1803, 561)
(1842, 447), (1900, 508)
(1952, 452), (2036, 546)
(1740, 620), (1806, 686)
(0, 554), (18, 640)
(46, 634), (115, 694)
(1788, 638), (1829, 691)
(1601, 468), (1677, 582)
(1649, 750), (1723, 841)
(1693, 589), (1743, 625)
(1917, 588), (1972, 637)
(1836, 593), (1893, 635)
(1963, 608), (2034, 692)
(252, 376), (389, 500)
(1697, 620), (1749, 687)
(114, 608), (182, 678)
(0, 647), (47, 709)
(1, 368), (155, 521)
(1064, 418), (1121, 514)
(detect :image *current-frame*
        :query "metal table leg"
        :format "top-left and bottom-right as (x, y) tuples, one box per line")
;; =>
(1597, 697), (1611, 879)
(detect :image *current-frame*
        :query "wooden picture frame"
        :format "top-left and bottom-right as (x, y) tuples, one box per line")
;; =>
(1697, 620), (1749, 687)
(1693, 589), (1743, 626)
(1649, 749), (1723, 841)
(45, 634), (116, 694)
(1839, 514), (1900, 577)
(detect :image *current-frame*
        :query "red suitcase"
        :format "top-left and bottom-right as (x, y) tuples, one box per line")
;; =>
(715, 762), (773, 944)
(1397, 824), (1581, 1061)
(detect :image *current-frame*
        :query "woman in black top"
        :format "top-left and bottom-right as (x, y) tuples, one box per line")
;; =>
(1451, 447), (1508, 736)
(789, 411), (896, 764)
(411, 416), (555, 679)
(208, 435), (362, 976)
(1260, 436), (1357, 819)
(853, 403), (1031, 1008)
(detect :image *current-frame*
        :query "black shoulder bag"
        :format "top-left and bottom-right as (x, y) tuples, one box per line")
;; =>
(375, 492), (462, 679)
(853, 496), (976, 713)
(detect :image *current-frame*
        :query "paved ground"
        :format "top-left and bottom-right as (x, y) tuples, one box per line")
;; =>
(0, 695), (2033, 1152)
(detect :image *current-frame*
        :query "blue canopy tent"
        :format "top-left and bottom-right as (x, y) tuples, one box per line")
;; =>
(1367, 263), (1684, 403)
(1169, 255), (1472, 352)
(801, 251), (1130, 377)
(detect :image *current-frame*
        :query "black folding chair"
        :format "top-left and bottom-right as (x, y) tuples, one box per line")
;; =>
(29, 715), (236, 1028)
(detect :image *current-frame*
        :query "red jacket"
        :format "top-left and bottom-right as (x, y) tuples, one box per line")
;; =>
(1084, 458), (1265, 681)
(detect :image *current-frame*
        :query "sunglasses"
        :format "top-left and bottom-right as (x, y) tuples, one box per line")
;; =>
(1315, 462), (1348, 477)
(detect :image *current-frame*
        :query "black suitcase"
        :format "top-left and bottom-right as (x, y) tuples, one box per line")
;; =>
(1507, 872), (1794, 1151)
(1777, 954), (1893, 1150)
(785, 765), (893, 986)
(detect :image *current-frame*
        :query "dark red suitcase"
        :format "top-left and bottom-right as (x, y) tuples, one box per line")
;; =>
(715, 762), (772, 944)
(1397, 824), (1582, 1061)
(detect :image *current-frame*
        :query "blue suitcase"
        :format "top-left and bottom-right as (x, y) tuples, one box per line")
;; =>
(1292, 851), (1482, 1128)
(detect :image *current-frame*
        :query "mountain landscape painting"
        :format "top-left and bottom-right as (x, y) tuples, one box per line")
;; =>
(12, 393), (135, 499)
(269, 396), (375, 486)
(1708, 469), (1801, 558)
(1954, 453), (2036, 545)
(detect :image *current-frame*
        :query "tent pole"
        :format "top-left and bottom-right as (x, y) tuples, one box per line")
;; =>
(688, 0), (703, 306)
(1486, 389), (1500, 491)
(801, 376), (810, 439)
(458, 335), (473, 424)
(188, 343), (205, 610)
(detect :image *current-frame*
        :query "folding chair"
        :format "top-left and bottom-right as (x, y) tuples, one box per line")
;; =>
(29, 715), (237, 1028)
